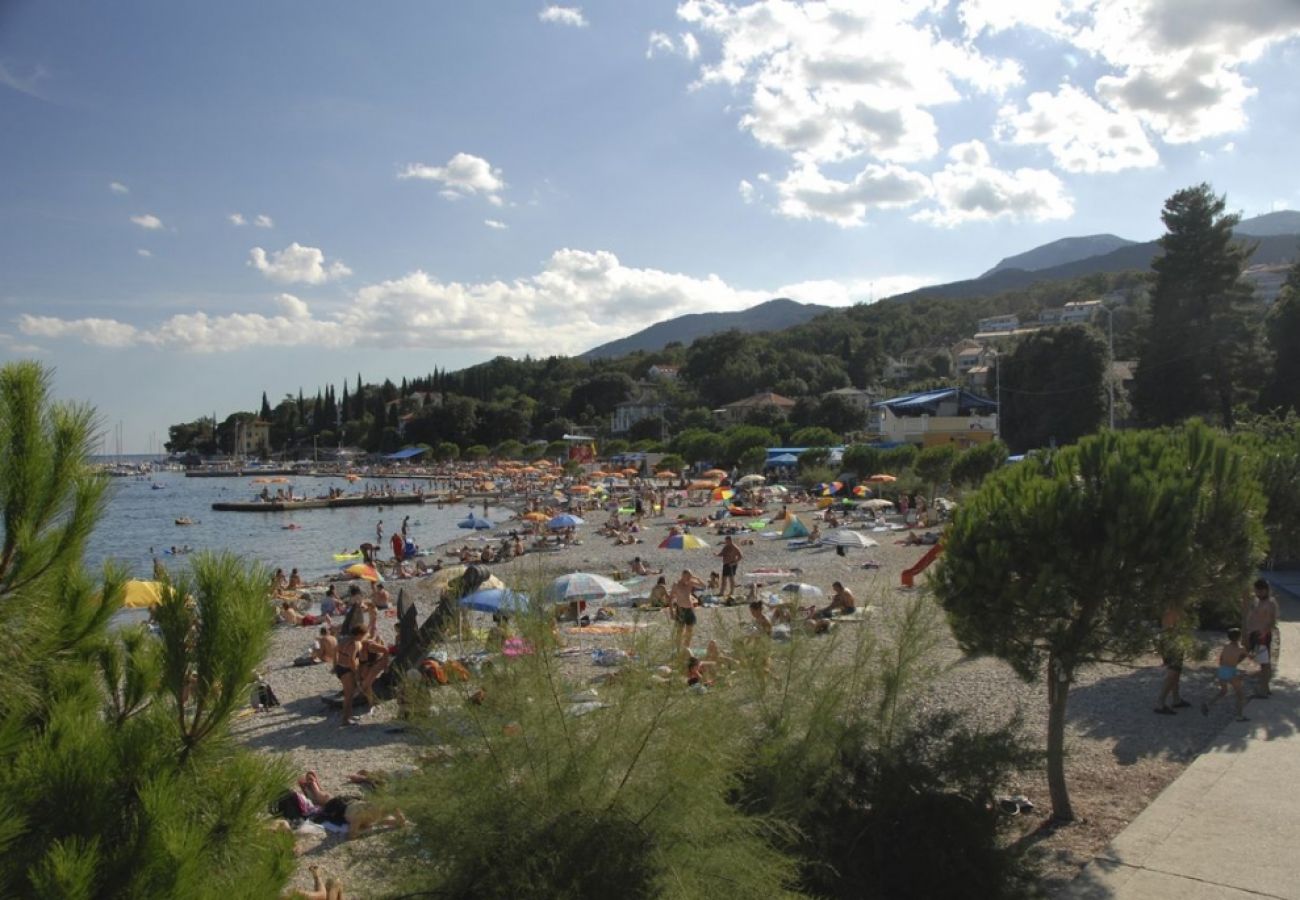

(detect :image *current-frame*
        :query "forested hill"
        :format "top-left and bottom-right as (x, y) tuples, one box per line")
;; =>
(580, 297), (831, 359)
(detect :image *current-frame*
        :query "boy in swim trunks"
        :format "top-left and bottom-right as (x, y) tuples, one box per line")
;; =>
(1201, 627), (1250, 722)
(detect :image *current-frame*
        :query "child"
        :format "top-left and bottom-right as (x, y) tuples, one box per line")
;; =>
(1202, 627), (1250, 722)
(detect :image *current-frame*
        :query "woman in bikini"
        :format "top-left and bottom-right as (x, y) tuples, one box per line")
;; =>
(334, 626), (365, 726)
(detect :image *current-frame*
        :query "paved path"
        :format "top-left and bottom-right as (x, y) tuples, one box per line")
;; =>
(1061, 572), (1300, 899)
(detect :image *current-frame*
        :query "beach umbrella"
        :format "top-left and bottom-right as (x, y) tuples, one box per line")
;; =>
(862, 499), (894, 510)
(567, 485), (594, 494)
(121, 579), (164, 609)
(544, 572), (630, 605)
(687, 480), (718, 491)
(458, 514), (494, 530)
(590, 470), (611, 478)
(522, 511), (549, 523)
(702, 468), (728, 479)
(817, 481), (844, 496)
(771, 453), (799, 465)
(851, 484), (871, 497)
(780, 582), (824, 599)
(659, 533), (710, 550)
(712, 487), (735, 502)
(459, 587), (532, 615)
(736, 474), (766, 487)
(343, 563), (382, 582)
(547, 513), (586, 530)
(866, 473), (896, 484)
(654, 470), (678, 479)
(822, 529), (879, 549)
(766, 484), (789, 494)
(621, 467), (640, 476)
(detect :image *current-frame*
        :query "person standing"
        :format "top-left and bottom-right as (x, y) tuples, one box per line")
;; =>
(717, 535), (743, 600)
(1154, 603), (1192, 715)
(375, 519), (384, 548)
(1243, 579), (1279, 698)
(670, 569), (704, 654)
(401, 514), (410, 539)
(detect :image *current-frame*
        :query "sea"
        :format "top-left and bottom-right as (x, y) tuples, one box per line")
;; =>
(86, 458), (502, 582)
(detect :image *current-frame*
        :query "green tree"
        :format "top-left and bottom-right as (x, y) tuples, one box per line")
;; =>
(0, 363), (293, 896)
(950, 439), (1009, 489)
(435, 441), (460, 462)
(655, 454), (685, 476)
(841, 443), (883, 479)
(1258, 258), (1300, 415)
(1133, 184), (1261, 428)
(914, 443), (958, 504)
(998, 327), (1107, 453)
(464, 444), (490, 461)
(789, 426), (838, 447)
(932, 425), (1265, 821)
(722, 425), (778, 468)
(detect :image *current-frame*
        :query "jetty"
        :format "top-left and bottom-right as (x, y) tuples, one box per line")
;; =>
(211, 493), (426, 513)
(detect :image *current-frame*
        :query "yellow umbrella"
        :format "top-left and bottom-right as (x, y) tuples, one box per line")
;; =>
(343, 563), (381, 582)
(121, 579), (164, 609)
(522, 511), (549, 522)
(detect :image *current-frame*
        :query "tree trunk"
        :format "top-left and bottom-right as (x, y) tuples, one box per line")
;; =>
(1046, 654), (1074, 822)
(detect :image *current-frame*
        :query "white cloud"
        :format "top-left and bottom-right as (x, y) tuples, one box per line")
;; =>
(996, 84), (1158, 173)
(21, 248), (920, 354)
(248, 242), (352, 284)
(915, 140), (1073, 227)
(775, 161), (932, 226)
(130, 214), (162, 230)
(229, 213), (247, 226)
(137, 248), (152, 258)
(966, 0), (1300, 144)
(539, 5), (587, 27)
(398, 152), (507, 206)
(254, 214), (274, 228)
(677, 1), (1020, 165)
(774, 274), (932, 305)
(738, 179), (757, 204)
(484, 219), (508, 230)
(0, 331), (45, 355)
(646, 31), (700, 60)
(109, 181), (129, 195)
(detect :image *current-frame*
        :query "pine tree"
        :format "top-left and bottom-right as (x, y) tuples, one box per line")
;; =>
(259, 391), (272, 421)
(1134, 184), (1260, 428)
(0, 363), (293, 896)
(1259, 258), (1300, 415)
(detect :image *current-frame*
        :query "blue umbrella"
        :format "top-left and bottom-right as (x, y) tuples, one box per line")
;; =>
(459, 587), (531, 615)
(547, 513), (586, 530)
(458, 514), (494, 530)
(543, 572), (630, 605)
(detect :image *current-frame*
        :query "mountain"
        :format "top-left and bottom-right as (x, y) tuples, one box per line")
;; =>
(981, 234), (1136, 278)
(579, 297), (832, 359)
(1235, 210), (1300, 237)
(886, 230), (1300, 305)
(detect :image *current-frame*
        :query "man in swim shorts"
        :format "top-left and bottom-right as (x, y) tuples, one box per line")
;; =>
(670, 569), (703, 654)
(1243, 579), (1278, 698)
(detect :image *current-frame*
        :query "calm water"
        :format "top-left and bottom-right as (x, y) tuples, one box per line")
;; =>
(85, 470), (504, 581)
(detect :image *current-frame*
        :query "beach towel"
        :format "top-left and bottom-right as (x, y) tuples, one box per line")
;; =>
(565, 623), (639, 635)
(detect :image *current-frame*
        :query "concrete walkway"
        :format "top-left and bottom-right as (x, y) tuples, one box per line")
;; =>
(1061, 572), (1300, 899)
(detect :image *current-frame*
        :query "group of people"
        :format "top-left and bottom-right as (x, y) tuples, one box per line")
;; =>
(1155, 579), (1279, 722)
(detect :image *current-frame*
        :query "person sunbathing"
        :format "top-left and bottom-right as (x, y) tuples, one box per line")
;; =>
(284, 864), (344, 900)
(630, 556), (661, 576)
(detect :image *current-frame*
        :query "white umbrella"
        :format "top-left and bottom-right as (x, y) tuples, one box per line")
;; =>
(780, 582), (824, 599)
(543, 572), (631, 605)
(861, 499), (895, 511)
(736, 474), (766, 486)
(822, 529), (879, 549)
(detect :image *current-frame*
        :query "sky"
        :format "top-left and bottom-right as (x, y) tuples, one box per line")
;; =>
(2, 1), (1299, 453)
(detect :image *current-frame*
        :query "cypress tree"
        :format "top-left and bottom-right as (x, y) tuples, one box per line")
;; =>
(1259, 258), (1300, 415)
(259, 391), (272, 421)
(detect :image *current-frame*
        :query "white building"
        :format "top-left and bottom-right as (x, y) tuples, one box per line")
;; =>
(977, 314), (1019, 333)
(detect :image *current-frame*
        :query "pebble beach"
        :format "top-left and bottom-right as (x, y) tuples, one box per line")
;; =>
(238, 491), (1243, 897)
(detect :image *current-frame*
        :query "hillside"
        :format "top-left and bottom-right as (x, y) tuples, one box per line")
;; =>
(886, 231), (1299, 304)
(981, 234), (1136, 278)
(579, 297), (832, 359)
(1234, 210), (1300, 237)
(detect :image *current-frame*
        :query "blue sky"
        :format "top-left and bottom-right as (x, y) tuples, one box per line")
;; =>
(2, 0), (1299, 452)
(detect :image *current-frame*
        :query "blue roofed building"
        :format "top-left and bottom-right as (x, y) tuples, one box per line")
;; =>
(872, 388), (998, 448)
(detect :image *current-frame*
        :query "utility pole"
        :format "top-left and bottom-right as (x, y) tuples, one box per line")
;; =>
(994, 348), (1001, 440)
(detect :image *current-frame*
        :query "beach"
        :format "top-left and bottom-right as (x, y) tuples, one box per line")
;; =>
(240, 492), (1235, 897)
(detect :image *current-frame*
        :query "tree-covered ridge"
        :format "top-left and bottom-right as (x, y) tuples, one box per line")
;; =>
(166, 269), (1148, 458)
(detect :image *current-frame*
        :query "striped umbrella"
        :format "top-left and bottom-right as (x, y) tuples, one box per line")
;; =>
(659, 533), (710, 550)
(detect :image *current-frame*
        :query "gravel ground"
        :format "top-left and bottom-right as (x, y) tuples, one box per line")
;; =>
(243, 501), (1238, 898)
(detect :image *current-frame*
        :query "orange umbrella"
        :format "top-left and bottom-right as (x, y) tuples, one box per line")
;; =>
(568, 485), (594, 494)
(655, 470), (677, 479)
(866, 473), (896, 483)
(590, 470), (611, 478)
(621, 467), (639, 476)
(702, 468), (728, 479)
(522, 511), (549, 522)
(687, 480), (718, 491)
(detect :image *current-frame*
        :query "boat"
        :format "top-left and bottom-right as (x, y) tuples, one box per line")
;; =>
(333, 551), (363, 561)
(151, 483), (166, 490)
(175, 517), (195, 526)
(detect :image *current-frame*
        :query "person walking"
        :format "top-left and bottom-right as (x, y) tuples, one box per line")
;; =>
(1243, 578), (1279, 698)
(670, 569), (704, 655)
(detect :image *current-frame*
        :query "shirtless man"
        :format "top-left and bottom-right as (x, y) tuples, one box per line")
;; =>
(817, 581), (857, 619)
(1154, 603), (1192, 715)
(717, 535), (743, 599)
(669, 569), (705, 653)
(1243, 579), (1279, 698)
(311, 627), (338, 664)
